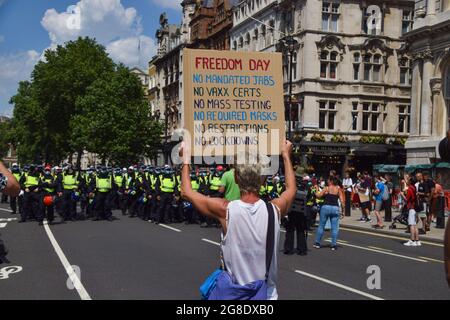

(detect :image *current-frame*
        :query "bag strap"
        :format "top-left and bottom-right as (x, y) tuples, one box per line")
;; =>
(265, 202), (275, 281)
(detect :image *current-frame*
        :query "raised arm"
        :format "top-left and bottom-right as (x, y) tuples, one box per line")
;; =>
(0, 161), (19, 197)
(179, 142), (228, 224)
(272, 140), (297, 217)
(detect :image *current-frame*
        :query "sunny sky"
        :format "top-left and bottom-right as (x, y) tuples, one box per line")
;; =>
(0, 0), (183, 116)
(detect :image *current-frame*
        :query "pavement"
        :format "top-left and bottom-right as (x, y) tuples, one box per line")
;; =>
(0, 203), (448, 300)
(340, 208), (448, 243)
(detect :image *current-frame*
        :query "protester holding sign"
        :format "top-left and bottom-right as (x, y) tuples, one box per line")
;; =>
(180, 139), (296, 300)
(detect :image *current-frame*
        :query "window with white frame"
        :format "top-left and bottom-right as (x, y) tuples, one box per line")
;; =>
(399, 58), (412, 85)
(398, 105), (410, 133)
(238, 36), (244, 50)
(322, 1), (340, 32)
(232, 40), (237, 51)
(320, 50), (338, 79)
(362, 102), (381, 132)
(363, 53), (382, 82)
(319, 101), (337, 130)
(353, 53), (361, 81)
(402, 10), (414, 34)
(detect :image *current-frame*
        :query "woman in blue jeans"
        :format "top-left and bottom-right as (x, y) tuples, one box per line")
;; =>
(313, 176), (345, 251)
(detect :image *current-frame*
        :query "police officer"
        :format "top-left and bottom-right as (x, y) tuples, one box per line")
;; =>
(147, 166), (159, 222)
(10, 163), (23, 215)
(89, 166), (115, 221)
(126, 166), (139, 217)
(157, 166), (176, 224)
(79, 166), (92, 218)
(184, 171), (201, 224)
(134, 166), (149, 219)
(121, 166), (134, 215)
(39, 165), (57, 224)
(204, 166), (224, 227)
(57, 164), (80, 222)
(19, 164), (41, 224)
(113, 167), (124, 210)
(173, 168), (184, 223)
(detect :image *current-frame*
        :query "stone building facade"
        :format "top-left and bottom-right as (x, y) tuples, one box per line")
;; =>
(231, 0), (415, 176)
(152, 1), (196, 164)
(404, 0), (450, 165)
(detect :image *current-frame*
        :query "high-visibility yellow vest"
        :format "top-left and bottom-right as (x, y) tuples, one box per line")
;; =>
(114, 175), (123, 187)
(96, 177), (112, 193)
(63, 173), (78, 190)
(276, 182), (283, 195)
(159, 176), (175, 193)
(24, 174), (39, 188)
(259, 185), (267, 196)
(266, 182), (274, 194)
(150, 175), (157, 191)
(124, 175), (132, 189)
(306, 186), (317, 206)
(316, 187), (325, 204)
(42, 176), (55, 193)
(176, 175), (181, 192)
(13, 172), (21, 181)
(191, 179), (200, 191)
(209, 175), (221, 191)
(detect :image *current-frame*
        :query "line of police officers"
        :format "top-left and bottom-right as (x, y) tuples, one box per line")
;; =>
(7, 162), (286, 227)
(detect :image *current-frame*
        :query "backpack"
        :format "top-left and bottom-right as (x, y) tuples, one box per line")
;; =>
(381, 183), (390, 201)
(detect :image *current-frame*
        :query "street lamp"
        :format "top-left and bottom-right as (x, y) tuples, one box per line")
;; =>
(284, 35), (298, 140)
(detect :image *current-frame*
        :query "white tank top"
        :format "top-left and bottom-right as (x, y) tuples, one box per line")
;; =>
(221, 199), (280, 300)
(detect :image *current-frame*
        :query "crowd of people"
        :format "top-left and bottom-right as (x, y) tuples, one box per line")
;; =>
(3, 162), (446, 250)
(294, 170), (446, 249)
(2, 162), (286, 227)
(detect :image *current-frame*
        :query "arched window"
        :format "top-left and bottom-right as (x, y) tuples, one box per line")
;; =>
(232, 40), (237, 51)
(320, 50), (338, 79)
(238, 36), (244, 50)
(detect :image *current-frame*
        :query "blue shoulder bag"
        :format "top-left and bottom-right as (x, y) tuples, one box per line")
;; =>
(199, 202), (275, 300)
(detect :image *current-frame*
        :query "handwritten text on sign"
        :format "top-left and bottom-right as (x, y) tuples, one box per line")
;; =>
(183, 49), (285, 157)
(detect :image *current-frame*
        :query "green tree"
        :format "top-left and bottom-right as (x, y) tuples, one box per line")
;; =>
(29, 37), (115, 164)
(72, 64), (163, 166)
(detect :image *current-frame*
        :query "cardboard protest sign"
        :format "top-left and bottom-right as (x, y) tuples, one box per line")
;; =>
(183, 49), (285, 157)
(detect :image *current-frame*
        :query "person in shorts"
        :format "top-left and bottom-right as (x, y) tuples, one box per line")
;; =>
(404, 177), (421, 246)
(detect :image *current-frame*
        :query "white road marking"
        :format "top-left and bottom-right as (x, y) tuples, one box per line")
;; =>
(202, 238), (220, 246)
(340, 227), (443, 247)
(368, 246), (393, 252)
(0, 218), (18, 222)
(43, 220), (92, 300)
(419, 256), (444, 263)
(0, 208), (13, 213)
(158, 224), (181, 233)
(0, 223), (6, 228)
(294, 270), (384, 300)
(325, 240), (428, 263)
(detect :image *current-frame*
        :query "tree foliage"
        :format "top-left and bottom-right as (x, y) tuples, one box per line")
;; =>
(9, 37), (162, 166)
